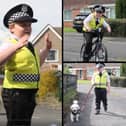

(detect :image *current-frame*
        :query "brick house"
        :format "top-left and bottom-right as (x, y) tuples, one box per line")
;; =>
(64, 0), (115, 27)
(69, 63), (121, 80)
(32, 24), (62, 71)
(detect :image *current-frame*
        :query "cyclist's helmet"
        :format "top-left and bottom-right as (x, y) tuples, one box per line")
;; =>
(93, 5), (105, 13)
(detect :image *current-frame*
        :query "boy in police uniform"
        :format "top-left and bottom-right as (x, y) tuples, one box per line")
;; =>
(91, 63), (110, 114)
(83, 5), (111, 61)
(0, 3), (51, 126)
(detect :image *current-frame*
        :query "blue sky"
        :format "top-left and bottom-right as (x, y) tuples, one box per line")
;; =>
(0, 0), (62, 38)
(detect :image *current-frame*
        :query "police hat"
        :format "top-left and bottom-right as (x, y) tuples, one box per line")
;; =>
(3, 4), (38, 28)
(94, 5), (105, 13)
(96, 63), (105, 68)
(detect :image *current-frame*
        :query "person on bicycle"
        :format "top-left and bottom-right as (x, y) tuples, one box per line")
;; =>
(83, 5), (111, 61)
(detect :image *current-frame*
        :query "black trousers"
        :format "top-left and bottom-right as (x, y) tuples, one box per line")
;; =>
(2, 88), (37, 126)
(95, 88), (107, 110)
(84, 32), (95, 55)
(83, 31), (103, 60)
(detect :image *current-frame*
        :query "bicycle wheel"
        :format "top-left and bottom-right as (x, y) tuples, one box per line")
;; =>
(80, 43), (86, 61)
(80, 34), (87, 61)
(95, 43), (108, 61)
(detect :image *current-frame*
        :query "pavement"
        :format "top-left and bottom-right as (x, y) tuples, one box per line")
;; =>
(65, 83), (126, 126)
(64, 32), (126, 61)
(0, 101), (62, 126)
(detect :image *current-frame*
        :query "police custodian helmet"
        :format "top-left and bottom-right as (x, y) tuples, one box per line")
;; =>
(93, 5), (105, 13)
(96, 63), (105, 68)
(3, 3), (38, 28)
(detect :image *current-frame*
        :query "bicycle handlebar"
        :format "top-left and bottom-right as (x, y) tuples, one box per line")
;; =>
(90, 28), (102, 33)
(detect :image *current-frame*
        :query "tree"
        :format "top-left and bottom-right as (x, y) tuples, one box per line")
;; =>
(63, 64), (71, 74)
(116, 0), (123, 18)
(116, 0), (126, 18)
(122, 0), (126, 18)
(120, 63), (126, 76)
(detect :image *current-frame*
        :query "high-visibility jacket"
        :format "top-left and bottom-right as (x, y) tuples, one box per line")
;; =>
(94, 71), (108, 89)
(83, 13), (104, 32)
(3, 38), (40, 89)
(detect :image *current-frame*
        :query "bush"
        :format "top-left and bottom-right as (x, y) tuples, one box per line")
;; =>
(0, 66), (4, 75)
(110, 76), (126, 87)
(37, 70), (61, 101)
(105, 19), (126, 37)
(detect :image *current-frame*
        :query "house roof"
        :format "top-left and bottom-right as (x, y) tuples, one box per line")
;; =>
(64, 0), (115, 10)
(32, 24), (62, 45)
(54, 27), (62, 37)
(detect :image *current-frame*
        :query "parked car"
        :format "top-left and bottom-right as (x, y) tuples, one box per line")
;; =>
(73, 13), (89, 33)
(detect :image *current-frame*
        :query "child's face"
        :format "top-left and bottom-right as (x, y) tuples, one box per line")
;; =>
(97, 67), (103, 72)
(95, 11), (103, 18)
(9, 22), (32, 38)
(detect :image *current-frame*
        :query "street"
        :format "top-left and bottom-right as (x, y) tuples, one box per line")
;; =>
(0, 102), (61, 126)
(64, 33), (126, 61)
(65, 84), (126, 126)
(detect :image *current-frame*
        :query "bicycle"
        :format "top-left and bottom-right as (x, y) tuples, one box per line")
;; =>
(80, 28), (108, 61)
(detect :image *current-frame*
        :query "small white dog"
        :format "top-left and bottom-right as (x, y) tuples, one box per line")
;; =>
(70, 100), (80, 122)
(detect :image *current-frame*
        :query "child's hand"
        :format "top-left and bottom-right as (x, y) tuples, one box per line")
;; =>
(107, 26), (111, 33)
(107, 88), (110, 94)
(44, 33), (52, 50)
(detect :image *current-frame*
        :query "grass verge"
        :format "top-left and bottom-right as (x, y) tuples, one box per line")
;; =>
(64, 27), (76, 32)
(77, 79), (91, 84)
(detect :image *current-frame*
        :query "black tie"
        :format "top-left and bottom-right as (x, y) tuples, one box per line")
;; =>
(27, 42), (35, 56)
(96, 18), (99, 25)
(99, 72), (102, 77)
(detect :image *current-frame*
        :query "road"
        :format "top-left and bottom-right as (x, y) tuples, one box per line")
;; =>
(65, 84), (126, 126)
(0, 102), (61, 126)
(64, 33), (126, 61)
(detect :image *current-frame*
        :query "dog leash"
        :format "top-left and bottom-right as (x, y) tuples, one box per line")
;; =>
(81, 84), (94, 112)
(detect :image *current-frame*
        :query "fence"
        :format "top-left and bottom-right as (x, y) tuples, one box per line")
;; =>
(63, 74), (77, 93)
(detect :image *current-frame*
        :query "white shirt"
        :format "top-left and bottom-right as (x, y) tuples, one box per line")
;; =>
(0, 34), (19, 52)
(83, 13), (109, 28)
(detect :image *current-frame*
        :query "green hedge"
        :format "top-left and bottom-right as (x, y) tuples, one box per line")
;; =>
(105, 19), (126, 37)
(63, 88), (78, 123)
(110, 76), (126, 87)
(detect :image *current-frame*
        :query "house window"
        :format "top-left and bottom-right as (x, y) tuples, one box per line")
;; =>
(64, 10), (72, 21)
(110, 7), (115, 19)
(87, 69), (94, 77)
(106, 8), (111, 18)
(46, 49), (58, 62)
(80, 8), (90, 14)
(77, 70), (82, 79)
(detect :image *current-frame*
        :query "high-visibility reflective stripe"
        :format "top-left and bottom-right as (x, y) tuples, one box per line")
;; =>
(13, 73), (40, 82)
